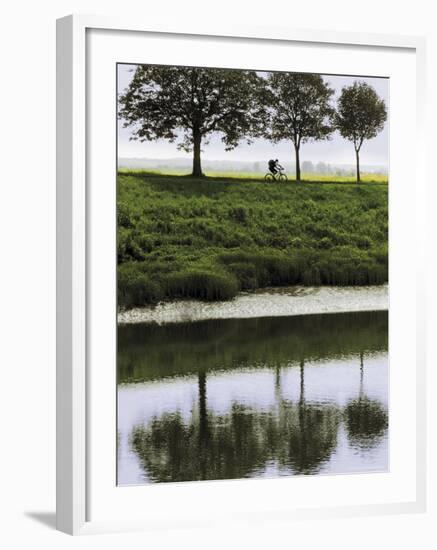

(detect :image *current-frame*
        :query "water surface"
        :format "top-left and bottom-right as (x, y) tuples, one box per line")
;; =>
(117, 310), (388, 485)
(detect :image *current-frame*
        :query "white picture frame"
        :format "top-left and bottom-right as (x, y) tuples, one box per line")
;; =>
(56, 14), (427, 535)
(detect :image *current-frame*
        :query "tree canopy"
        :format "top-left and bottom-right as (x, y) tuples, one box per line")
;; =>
(118, 65), (266, 177)
(335, 81), (387, 182)
(265, 73), (335, 180)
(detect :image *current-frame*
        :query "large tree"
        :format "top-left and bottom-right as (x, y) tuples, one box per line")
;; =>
(265, 73), (335, 181)
(118, 65), (265, 177)
(335, 81), (387, 183)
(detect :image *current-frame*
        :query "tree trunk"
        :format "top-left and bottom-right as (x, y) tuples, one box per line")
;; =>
(298, 359), (307, 469)
(299, 359), (305, 402)
(192, 130), (203, 177)
(295, 145), (301, 182)
(198, 371), (208, 438)
(355, 148), (361, 183)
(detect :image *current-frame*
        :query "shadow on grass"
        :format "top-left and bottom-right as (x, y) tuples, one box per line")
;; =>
(117, 170), (387, 187)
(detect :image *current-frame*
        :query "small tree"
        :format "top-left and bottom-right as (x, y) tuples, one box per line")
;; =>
(335, 82), (387, 183)
(265, 73), (335, 181)
(118, 66), (265, 177)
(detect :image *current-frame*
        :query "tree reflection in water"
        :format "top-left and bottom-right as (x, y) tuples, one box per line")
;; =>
(344, 352), (388, 450)
(131, 371), (277, 482)
(131, 361), (342, 482)
(276, 360), (341, 475)
(123, 312), (389, 483)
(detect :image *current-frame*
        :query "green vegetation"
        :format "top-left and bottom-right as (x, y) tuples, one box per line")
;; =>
(117, 171), (388, 308)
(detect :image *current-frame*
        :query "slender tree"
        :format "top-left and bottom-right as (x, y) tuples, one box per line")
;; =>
(335, 81), (387, 183)
(265, 73), (335, 181)
(118, 65), (266, 177)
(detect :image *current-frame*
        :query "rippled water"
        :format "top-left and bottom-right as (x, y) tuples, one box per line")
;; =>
(117, 310), (388, 485)
(118, 285), (388, 325)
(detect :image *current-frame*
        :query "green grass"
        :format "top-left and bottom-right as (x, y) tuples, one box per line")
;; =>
(118, 167), (388, 184)
(117, 171), (388, 307)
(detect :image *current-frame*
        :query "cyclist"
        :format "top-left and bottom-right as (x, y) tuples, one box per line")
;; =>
(268, 159), (283, 176)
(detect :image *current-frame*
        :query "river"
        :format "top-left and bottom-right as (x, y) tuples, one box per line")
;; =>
(117, 307), (388, 485)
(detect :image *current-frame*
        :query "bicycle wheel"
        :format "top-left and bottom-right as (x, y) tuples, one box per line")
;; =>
(264, 173), (274, 182)
(278, 173), (288, 182)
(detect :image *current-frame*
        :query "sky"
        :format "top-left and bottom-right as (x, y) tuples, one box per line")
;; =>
(117, 64), (389, 168)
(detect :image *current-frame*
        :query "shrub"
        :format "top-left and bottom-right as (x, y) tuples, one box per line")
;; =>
(355, 235), (372, 250)
(117, 202), (133, 228)
(317, 236), (333, 250)
(374, 244), (389, 266)
(226, 262), (258, 290)
(118, 263), (163, 308)
(302, 267), (321, 286)
(255, 253), (298, 286)
(162, 270), (238, 301)
(229, 206), (248, 223)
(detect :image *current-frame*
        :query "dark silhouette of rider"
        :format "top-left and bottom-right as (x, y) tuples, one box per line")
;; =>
(268, 159), (283, 175)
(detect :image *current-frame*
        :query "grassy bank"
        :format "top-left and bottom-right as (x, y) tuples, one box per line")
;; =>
(117, 171), (388, 307)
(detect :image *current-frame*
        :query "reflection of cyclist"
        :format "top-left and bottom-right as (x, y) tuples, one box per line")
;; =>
(268, 159), (283, 175)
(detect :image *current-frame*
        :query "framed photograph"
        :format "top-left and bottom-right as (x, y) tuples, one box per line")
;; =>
(56, 15), (427, 535)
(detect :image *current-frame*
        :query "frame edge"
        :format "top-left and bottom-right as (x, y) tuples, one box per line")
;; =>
(56, 13), (428, 533)
(56, 14), (87, 535)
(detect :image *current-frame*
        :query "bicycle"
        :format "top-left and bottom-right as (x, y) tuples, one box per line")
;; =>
(264, 168), (288, 183)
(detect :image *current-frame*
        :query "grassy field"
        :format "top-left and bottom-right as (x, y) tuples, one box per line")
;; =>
(119, 168), (388, 184)
(117, 171), (388, 308)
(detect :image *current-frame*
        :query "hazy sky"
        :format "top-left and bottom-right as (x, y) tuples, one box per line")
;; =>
(117, 64), (389, 167)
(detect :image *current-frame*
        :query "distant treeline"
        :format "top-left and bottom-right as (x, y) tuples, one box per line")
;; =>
(118, 157), (388, 176)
